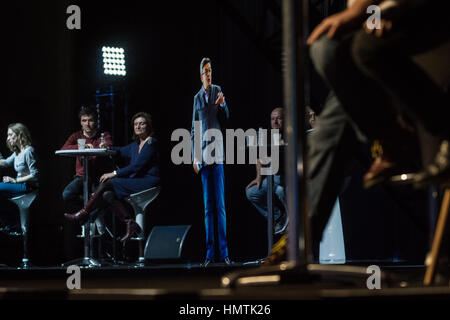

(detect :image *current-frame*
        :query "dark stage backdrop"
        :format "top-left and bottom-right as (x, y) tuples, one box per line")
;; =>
(1, 0), (282, 265)
(0, 0), (428, 266)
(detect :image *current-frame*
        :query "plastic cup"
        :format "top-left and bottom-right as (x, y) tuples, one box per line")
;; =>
(77, 138), (86, 150)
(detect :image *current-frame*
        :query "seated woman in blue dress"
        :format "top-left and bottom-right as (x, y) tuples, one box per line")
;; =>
(0, 123), (39, 197)
(64, 112), (161, 241)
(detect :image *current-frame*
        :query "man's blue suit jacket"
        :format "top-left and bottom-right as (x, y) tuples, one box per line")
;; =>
(190, 84), (230, 171)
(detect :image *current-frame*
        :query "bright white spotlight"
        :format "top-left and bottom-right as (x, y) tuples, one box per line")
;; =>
(102, 46), (126, 77)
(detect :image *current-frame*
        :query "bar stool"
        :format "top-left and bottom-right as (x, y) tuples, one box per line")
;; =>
(410, 40), (450, 284)
(8, 190), (38, 269)
(123, 186), (161, 266)
(388, 173), (450, 285)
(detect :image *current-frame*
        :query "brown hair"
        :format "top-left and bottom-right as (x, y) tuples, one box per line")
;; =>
(7, 123), (32, 152)
(78, 106), (98, 122)
(131, 112), (154, 141)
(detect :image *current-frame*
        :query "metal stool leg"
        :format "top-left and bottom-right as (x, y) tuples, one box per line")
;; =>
(113, 211), (117, 261)
(124, 186), (161, 266)
(19, 207), (31, 269)
(9, 191), (37, 269)
(424, 188), (450, 285)
(138, 240), (144, 263)
(136, 212), (145, 265)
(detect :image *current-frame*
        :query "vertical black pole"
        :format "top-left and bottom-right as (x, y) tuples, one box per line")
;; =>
(267, 174), (274, 257)
(282, 0), (310, 265)
(110, 85), (116, 143)
(83, 155), (90, 259)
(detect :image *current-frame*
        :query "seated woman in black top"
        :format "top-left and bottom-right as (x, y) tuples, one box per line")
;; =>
(65, 112), (160, 241)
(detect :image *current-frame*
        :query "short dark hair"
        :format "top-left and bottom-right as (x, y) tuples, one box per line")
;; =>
(78, 106), (98, 121)
(131, 112), (154, 141)
(200, 57), (211, 75)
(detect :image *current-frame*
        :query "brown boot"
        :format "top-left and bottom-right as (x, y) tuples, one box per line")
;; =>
(111, 200), (142, 242)
(64, 192), (102, 224)
(121, 220), (142, 242)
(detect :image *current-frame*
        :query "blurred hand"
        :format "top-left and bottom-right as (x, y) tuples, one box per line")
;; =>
(100, 172), (116, 183)
(246, 177), (262, 191)
(215, 92), (225, 105)
(364, 18), (392, 37)
(307, 8), (363, 45)
(85, 143), (94, 149)
(3, 176), (16, 183)
(99, 142), (108, 149)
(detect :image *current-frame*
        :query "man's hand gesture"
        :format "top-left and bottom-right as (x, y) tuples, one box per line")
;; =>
(215, 92), (225, 105)
(193, 158), (200, 174)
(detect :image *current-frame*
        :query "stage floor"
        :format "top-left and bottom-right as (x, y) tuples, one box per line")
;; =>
(0, 262), (449, 301)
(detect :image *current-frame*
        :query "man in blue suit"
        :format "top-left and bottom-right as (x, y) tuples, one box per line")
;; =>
(191, 57), (231, 266)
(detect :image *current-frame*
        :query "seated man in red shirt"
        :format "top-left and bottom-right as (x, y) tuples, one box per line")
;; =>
(61, 106), (113, 235)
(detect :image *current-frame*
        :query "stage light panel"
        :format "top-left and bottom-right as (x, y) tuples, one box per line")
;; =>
(102, 46), (126, 76)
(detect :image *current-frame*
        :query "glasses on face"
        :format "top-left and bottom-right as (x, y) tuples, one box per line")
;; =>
(202, 68), (212, 75)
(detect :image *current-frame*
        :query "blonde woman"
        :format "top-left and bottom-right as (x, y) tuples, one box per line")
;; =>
(0, 123), (38, 198)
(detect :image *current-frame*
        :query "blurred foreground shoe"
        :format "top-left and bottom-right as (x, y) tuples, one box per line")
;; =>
(414, 140), (450, 189)
(363, 156), (401, 189)
(263, 234), (287, 266)
(363, 137), (418, 189)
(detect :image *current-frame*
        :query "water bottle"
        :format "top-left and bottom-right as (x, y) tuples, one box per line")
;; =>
(100, 132), (106, 148)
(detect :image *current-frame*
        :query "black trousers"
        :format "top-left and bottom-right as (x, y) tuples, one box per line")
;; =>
(307, 92), (369, 247)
